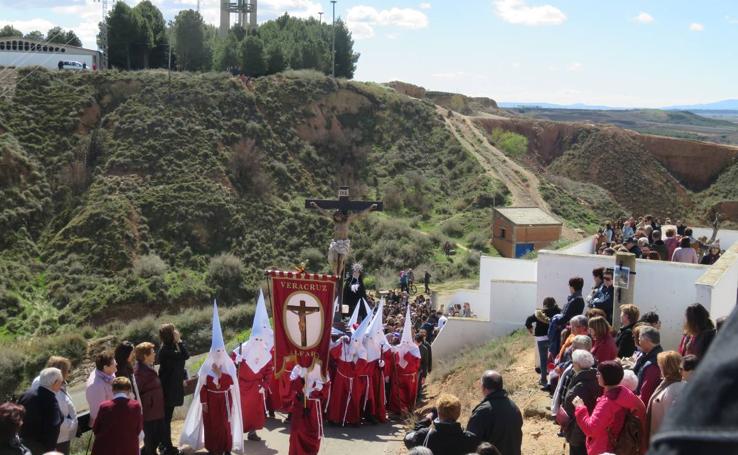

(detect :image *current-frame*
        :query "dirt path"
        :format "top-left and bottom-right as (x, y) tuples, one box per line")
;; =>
(424, 334), (568, 455)
(441, 107), (581, 241)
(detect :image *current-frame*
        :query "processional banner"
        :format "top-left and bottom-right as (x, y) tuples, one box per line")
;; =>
(267, 270), (338, 378)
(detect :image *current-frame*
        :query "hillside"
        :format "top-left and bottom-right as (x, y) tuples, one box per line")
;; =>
(504, 107), (738, 145)
(0, 68), (508, 339)
(470, 116), (738, 222)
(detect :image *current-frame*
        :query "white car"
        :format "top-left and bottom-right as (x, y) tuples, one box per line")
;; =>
(59, 61), (88, 71)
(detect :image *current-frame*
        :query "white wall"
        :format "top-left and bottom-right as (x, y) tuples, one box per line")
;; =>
(691, 228), (738, 249)
(431, 318), (520, 360)
(0, 51), (95, 70)
(447, 290), (480, 316)
(561, 236), (597, 255)
(536, 251), (613, 312)
(478, 255), (537, 320)
(632, 259), (706, 349)
(490, 280), (538, 333)
(696, 243), (738, 320)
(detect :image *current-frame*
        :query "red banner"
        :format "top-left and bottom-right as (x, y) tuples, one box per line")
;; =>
(267, 270), (338, 378)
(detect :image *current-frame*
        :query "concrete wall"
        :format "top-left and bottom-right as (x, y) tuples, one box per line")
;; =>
(632, 259), (707, 349)
(536, 249), (708, 349)
(696, 242), (738, 320)
(447, 290), (480, 316)
(691, 227), (738, 249)
(0, 51), (96, 70)
(561, 236), (597, 255)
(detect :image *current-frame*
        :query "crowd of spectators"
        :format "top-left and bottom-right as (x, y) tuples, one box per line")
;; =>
(0, 324), (189, 455)
(595, 216), (723, 264)
(524, 269), (724, 455)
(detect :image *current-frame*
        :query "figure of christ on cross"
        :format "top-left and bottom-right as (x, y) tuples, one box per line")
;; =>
(287, 300), (321, 348)
(306, 187), (383, 278)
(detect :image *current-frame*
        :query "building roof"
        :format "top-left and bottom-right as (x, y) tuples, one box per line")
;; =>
(494, 207), (562, 226)
(0, 37), (99, 55)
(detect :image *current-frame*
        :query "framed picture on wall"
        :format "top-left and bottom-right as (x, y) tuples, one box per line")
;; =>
(614, 265), (630, 289)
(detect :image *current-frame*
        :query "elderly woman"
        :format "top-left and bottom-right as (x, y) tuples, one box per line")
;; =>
(647, 351), (685, 438)
(588, 316), (617, 363)
(678, 303), (716, 359)
(562, 350), (601, 455)
(31, 356), (77, 454)
(0, 402), (31, 455)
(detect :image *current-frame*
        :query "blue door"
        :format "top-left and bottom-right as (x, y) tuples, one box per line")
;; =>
(515, 243), (535, 258)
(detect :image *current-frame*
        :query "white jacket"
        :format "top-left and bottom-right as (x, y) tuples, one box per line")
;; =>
(31, 377), (78, 443)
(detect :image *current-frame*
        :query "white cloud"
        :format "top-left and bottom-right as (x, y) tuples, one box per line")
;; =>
(493, 0), (566, 26)
(727, 16), (738, 24)
(567, 62), (582, 72)
(689, 22), (704, 32)
(431, 71), (487, 80)
(346, 5), (428, 39)
(4, 18), (56, 34)
(419, 2), (431, 9)
(260, 0), (322, 19)
(633, 12), (654, 24)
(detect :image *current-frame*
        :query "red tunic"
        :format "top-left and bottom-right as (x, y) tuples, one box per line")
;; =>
(234, 357), (271, 432)
(288, 377), (330, 455)
(369, 349), (394, 423)
(267, 353), (294, 413)
(388, 351), (420, 415)
(200, 374), (234, 454)
(326, 357), (363, 425)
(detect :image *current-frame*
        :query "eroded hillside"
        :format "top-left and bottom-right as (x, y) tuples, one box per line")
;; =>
(0, 69), (507, 336)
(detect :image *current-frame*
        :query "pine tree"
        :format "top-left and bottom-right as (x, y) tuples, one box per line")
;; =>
(172, 10), (209, 71)
(240, 35), (267, 77)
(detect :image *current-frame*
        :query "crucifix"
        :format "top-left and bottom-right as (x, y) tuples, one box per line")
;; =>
(305, 186), (383, 278)
(287, 300), (321, 347)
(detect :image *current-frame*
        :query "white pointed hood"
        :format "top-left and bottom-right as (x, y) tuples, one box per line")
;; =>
(233, 289), (273, 372)
(181, 301), (244, 453)
(346, 307), (372, 362)
(347, 299), (361, 333)
(397, 304), (420, 368)
(365, 299), (391, 362)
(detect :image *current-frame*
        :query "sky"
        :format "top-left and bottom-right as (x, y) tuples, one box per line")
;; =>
(1, 0), (737, 107)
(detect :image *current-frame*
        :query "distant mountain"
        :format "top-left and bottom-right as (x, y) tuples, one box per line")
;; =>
(664, 99), (738, 111)
(500, 99), (738, 111)
(499, 101), (623, 110)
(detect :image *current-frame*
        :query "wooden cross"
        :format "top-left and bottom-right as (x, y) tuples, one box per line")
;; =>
(305, 186), (383, 215)
(287, 300), (321, 347)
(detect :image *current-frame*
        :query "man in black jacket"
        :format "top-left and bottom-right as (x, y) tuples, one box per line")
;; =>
(561, 278), (585, 325)
(404, 393), (480, 455)
(466, 371), (523, 455)
(18, 367), (64, 454)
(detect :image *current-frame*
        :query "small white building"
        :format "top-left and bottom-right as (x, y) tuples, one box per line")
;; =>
(0, 37), (101, 70)
(434, 227), (738, 358)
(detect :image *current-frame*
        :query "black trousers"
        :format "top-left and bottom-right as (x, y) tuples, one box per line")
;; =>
(162, 405), (176, 450)
(569, 444), (587, 455)
(143, 418), (165, 455)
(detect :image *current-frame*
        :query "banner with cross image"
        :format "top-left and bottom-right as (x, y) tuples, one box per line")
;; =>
(267, 270), (339, 378)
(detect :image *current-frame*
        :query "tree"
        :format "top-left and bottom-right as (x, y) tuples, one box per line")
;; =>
(240, 35), (266, 77)
(24, 31), (44, 41)
(266, 43), (287, 74)
(333, 20), (359, 78)
(0, 25), (22, 38)
(172, 10), (209, 71)
(212, 33), (240, 72)
(133, 1), (168, 68)
(46, 27), (83, 47)
(104, 2), (139, 69)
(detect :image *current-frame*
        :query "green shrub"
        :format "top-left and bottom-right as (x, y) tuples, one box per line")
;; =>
(490, 128), (528, 159)
(133, 254), (168, 278)
(0, 348), (25, 400)
(441, 219), (464, 238)
(468, 232), (490, 252)
(207, 254), (247, 304)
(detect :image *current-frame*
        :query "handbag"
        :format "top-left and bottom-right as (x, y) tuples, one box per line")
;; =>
(555, 406), (571, 428)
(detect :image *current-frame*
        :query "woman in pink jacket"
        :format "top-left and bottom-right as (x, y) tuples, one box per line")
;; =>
(573, 361), (647, 455)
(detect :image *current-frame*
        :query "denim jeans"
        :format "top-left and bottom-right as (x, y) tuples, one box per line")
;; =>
(537, 339), (550, 385)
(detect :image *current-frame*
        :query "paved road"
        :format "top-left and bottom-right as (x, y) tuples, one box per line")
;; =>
(172, 411), (406, 455)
